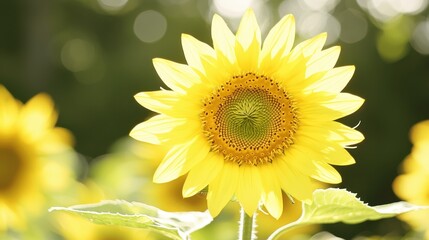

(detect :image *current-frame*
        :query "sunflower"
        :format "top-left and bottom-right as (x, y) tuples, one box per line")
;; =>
(0, 85), (76, 230)
(130, 9), (364, 219)
(393, 120), (429, 238)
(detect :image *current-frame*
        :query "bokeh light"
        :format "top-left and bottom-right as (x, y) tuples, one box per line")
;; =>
(411, 19), (429, 55)
(337, 9), (368, 44)
(97, 0), (128, 12)
(278, 0), (341, 45)
(302, 0), (339, 12)
(61, 38), (97, 72)
(358, 0), (428, 22)
(213, 0), (252, 18)
(298, 12), (341, 45)
(133, 10), (167, 43)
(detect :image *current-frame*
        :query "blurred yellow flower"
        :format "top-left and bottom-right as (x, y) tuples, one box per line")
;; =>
(393, 120), (429, 239)
(0, 85), (76, 231)
(130, 9), (364, 219)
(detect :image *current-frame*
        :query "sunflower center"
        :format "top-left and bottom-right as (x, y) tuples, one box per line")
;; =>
(201, 72), (298, 166)
(0, 145), (23, 191)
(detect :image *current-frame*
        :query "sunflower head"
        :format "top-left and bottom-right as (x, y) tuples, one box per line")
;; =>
(0, 85), (76, 230)
(130, 9), (364, 219)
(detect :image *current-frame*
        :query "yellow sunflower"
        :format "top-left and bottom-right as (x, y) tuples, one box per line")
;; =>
(130, 9), (364, 219)
(0, 85), (76, 230)
(393, 120), (429, 238)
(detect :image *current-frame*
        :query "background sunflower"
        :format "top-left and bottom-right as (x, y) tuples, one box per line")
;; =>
(0, 86), (79, 236)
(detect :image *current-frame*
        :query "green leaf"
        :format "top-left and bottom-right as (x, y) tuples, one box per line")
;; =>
(300, 188), (426, 224)
(49, 200), (213, 240)
(268, 188), (428, 240)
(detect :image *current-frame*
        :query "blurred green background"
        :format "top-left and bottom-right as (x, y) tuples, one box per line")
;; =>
(1, 0), (429, 238)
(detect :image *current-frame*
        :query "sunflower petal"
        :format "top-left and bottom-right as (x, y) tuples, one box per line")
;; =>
(181, 33), (216, 70)
(18, 93), (57, 141)
(275, 159), (314, 203)
(37, 127), (73, 153)
(207, 163), (239, 217)
(306, 46), (341, 77)
(130, 115), (187, 144)
(299, 92), (364, 121)
(134, 90), (199, 117)
(294, 134), (356, 166)
(236, 165), (262, 216)
(261, 14), (295, 60)
(321, 93), (364, 119)
(306, 66), (355, 93)
(154, 134), (210, 183)
(299, 121), (364, 146)
(153, 58), (200, 93)
(289, 32), (327, 60)
(211, 14), (236, 64)
(235, 9), (261, 71)
(182, 152), (224, 198)
(286, 146), (342, 184)
(0, 85), (20, 134)
(236, 9), (261, 52)
(260, 164), (283, 219)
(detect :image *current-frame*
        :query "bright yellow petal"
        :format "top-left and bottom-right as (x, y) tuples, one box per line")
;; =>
(0, 85), (20, 136)
(236, 9), (261, 52)
(182, 152), (224, 197)
(37, 127), (73, 154)
(18, 93), (57, 142)
(130, 115), (187, 144)
(211, 14), (236, 64)
(274, 54), (307, 90)
(261, 14), (295, 60)
(134, 90), (200, 117)
(305, 66), (355, 93)
(275, 159), (314, 203)
(283, 145), (342, 184)
(299, 121), (364, 146)
(181, 33), (217, 71)
(236, 165), (262, 216)
(294, 134), (356, 166)
(259, 164), (283, 219)
(154, 134), (210, 183)
(289, 32), (327, 60)
(235, 9), (261, 71)
(153, 58), (201, 93)
(320, 93), (364, 119)
(299, 92), (364, 121)
(207, 162), (239, 217)
(410, 120), (429, 144)
(306, 46), (341, 77)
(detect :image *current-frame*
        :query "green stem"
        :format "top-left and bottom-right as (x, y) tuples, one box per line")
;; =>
(239, 207), (256, 240)
(267, 221), (304, 240)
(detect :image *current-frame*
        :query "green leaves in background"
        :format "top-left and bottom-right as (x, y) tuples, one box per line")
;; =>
(268, 188), (427, 240)
(49, 200), (212, 240)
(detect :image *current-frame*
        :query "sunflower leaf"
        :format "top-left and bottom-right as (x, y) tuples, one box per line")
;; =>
(268, 188), (427, 240)
(299, 188), (426, 224)
(49, 200), (213, 240)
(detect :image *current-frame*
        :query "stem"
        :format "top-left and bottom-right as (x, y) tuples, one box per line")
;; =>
(239, 207), (256, 240)
(267, 221), (304, 240)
